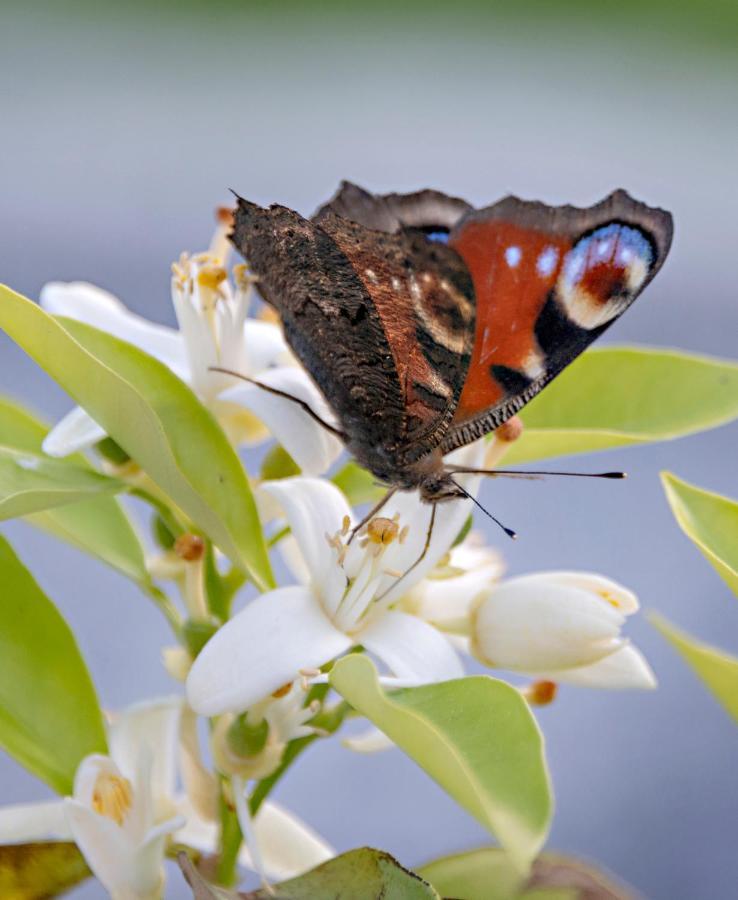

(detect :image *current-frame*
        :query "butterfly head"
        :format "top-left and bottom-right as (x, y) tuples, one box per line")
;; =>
(418, 471), (468, 504)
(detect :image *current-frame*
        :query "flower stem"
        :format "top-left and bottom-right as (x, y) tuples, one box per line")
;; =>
(215, 789), (242, 887)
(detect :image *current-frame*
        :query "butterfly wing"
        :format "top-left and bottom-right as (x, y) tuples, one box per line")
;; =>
(230, 196), (475, 480)
(441, 190), (674, 452)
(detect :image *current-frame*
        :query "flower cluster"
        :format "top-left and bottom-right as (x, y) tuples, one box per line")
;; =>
(0, 213), (655, 898)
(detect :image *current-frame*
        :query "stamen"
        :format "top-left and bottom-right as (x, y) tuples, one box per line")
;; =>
(174, 533), (205, 562)
(92, 771), (134, 825)
(271, 682), (292, 699)
(299, 667), (321, 678)
(366, 517), (400, 545)
(341, 515), (351, 536)
(197, 265), (227, 293)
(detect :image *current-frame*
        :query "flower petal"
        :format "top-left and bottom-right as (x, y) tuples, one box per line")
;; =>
(245, 800), (335, 881)
(518, 571), (639, 615)
(0, 800), (71, 842)
(536, 644), (657, 690)
(342, 726), (395, 754)
(42, 405), (107, 457)
(260, 478), (352, 586)
(241, 320), (291, 373)
(360, 610), (464, 683)
(40, 281), (187, 377)
(186, 586), (352, 716)
(378, 440), (487, 603)
(108, 697), (182, 817)
(471, 576), (627, 672)
(223, 367), (343, 475)
(64, 799), (136, 897)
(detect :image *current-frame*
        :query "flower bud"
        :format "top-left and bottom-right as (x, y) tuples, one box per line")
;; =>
(471, 571), (638, 674)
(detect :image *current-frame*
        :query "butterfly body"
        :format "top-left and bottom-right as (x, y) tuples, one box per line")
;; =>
(231, 183), (672, 502)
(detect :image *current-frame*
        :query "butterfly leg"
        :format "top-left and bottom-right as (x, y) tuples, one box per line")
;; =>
(347, 487), (398, 545)
(208, 366), (347, 439)
(376, 502), (437, 601)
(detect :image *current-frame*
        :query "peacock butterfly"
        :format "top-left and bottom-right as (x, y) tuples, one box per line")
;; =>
(229, 182), (673, 507)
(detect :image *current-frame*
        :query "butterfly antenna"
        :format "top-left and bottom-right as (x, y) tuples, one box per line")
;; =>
(448, 466), (626, 480)
(449, 478), (517, 540)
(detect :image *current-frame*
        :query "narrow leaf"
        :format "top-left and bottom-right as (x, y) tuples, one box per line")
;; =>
(330, 655), (552, 873)
(0, 446), (124, 519)
(0, 534), (107, 793)
(0, 842), (90, 898)
(651, 614), (738, 724)
(661, 472), (738, 598)
(0, 287), (273, 589)
(503, 348), (738, 465)
(0, 393), (149, 584)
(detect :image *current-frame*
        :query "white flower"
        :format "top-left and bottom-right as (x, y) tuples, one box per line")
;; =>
(0, 697), (334, 896)
(470, 572), (656, 689)
(187, 445), (486, 716)
(39, 236), (342, 474)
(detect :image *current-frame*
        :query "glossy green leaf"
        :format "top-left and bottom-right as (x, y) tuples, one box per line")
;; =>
(0, 286), (273, 590)
(0, 446), (124, 519)
(0, 534), (107, 793)
(330, 655), (552, 873)
(0, 394), (150, 584)
(331, 460), (384, 506)
(502, 348), (738, 465)
(179, 848), (441, 899)
(0, 842), (90, 898)
(651, 614), (738, 724)
(418, 848), (631, 900)
(661, 472), (738, 598)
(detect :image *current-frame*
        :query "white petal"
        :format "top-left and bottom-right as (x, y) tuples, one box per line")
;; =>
(223, 367), (343, 475)
(173, 794), (218, 853)
(342, 726), (395, 754)
(109, 697), (182, 814)
(518, 571), (639, 615)
(260, 478), (351, 586)
(377, 440), (487, 603)
(537, 644), (657, 690)
(472, 578), (627, 671)
(245, 800), (334, 881)
(186, 586), (352, 716)
(40, 281), (187, 377)
(241, 320), (290, 373)
(0, 800), (71, 842)
(360, 610), (464, 683)
(179, 706), (220, 823)
(64, 800), (137, 897)
(42, 405), (107, 457)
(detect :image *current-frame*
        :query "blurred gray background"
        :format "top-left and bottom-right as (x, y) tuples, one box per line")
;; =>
(1, 2), (737, 897)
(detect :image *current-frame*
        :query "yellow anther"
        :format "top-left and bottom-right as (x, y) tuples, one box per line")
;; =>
(599, 589), (622, 609)
(366, 517), (400, 546)
(197, 265), (227, 291)
(341, 515), (351, 536)
(271, 682), (292, 699)
(92, 771), (133, 825)
(399, 525), (410, 545)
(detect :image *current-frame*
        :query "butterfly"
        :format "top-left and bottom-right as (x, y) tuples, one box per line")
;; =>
(228, 181), (673, 520)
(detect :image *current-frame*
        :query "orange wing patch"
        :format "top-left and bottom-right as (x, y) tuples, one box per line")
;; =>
(450, 221), (570, 423)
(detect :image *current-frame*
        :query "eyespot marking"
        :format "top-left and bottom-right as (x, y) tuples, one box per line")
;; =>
(536, 246), (559, 277)
(505, 245), (522, 268)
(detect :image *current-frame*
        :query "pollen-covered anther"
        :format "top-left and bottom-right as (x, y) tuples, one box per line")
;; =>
(341, 515), (351, 537)
(92, 771), (134, 825)
(271, 682), (292, 699)
(366, 517), (400, 546)
(216, 205), (235, 227)
(496, 415), (524, 443)
(523, 680), (558, 706)
(233, 263), (260, 291)
(174, 533), (205, 562)
(197, 265), (228, 292)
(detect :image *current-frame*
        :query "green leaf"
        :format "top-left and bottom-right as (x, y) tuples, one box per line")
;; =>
(661, 472), (738, 598)
(331, 460), (384, 506)
(0, 534), (107, 792)
(418, 848), (632, 900)
(0, 446), (124, 519)
(330, 655), (552, 873)
(651, 614), (738, 724)
(0, 393), (150, 584)
(179, 848), (441, 899)
(0, 842), (91, 898)
(0, 286), (273, 590)
(418, 847), (526, 900)
(503, 347), (738, 465)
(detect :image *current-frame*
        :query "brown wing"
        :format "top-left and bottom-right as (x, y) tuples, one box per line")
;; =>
(230, 195), (475, 481)
(441, 190), (673, 452)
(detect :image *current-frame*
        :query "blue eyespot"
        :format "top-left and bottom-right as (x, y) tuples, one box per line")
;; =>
(424, 230), (450, 244)
(562, 223), (652, 288)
